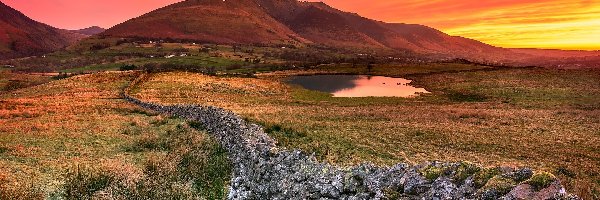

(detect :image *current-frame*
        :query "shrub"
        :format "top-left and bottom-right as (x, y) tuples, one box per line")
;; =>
(525, 172), (557, 191)
(453, 162), (481, 183)
(60, 117), (231, 199)
(124, 134), (169, 152)
(481, 175), (516, 195)
(120, 64), (137, 71)
(473, 167), (501, 188)
(262, 123), (307, 139)
(446, 91), (488, 102)
(188, 121), (206, 130)
(63, 166), (116, 199)
(2, 80), (26, 91)
(225, 64), (243, 71)
(421, 165), (446, 181)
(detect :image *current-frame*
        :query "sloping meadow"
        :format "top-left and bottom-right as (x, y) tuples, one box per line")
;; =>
(0, 72), (229, 199)
(132, 67), (600, 198)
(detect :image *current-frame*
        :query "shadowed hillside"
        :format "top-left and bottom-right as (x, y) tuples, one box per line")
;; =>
(73, 26), (106, 36)
(103, 0), (307, 45)
(0, 1), (86, 59)
(98, 0), (531, 62)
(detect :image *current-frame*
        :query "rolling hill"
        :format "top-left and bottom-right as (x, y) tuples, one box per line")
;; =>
(0, 1), (87, 59)
(99, 0), (524, 61)
(74, 26), (106, 36)
(103, 0), (307, 45)
(1, 0), (597, 65)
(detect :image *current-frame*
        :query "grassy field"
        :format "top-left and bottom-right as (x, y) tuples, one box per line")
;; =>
(0, 68), (54, 92)
(3, 42), (264, 73)
(131, 65), (600, 198)
(0, 72), (230, 199)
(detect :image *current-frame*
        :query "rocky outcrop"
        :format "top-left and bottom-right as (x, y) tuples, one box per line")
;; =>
(122, 75), (579, 199)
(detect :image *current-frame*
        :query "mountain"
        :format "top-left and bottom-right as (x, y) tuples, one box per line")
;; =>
(99, 0), (515, 60)
(103, 0), (307, 45)
(74, 26), (106, 36)
(100, 0), (598, 64)
(0, 1), (87, 59)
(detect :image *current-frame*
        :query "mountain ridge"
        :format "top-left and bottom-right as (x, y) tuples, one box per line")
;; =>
(99, 0), (533, 62)
(0, 1), (87, 59)
(74, 26), (106, 36)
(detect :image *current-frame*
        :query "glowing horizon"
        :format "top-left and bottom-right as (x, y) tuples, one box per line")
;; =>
(320, 0), (600, 50)
(3, 0), (599, 50)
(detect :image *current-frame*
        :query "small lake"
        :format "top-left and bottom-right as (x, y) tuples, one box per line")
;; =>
(287, 75), (430, 97)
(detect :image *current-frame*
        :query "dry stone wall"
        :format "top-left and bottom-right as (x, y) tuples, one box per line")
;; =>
(122, 75), (579, 200)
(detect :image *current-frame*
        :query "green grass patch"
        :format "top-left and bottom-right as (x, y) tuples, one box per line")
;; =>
(62, 118), (231, 199)
(445, 91), (488, 102)
(59, 63), (123, 73)
(525, 172), (557, 191)
(473, 167), (501, 188)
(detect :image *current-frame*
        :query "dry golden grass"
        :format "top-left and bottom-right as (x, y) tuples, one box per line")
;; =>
(0, 71), (230, 198)
(133, 68), (600, 199)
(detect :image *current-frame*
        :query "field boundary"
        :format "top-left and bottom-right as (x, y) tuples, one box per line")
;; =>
(121, 73), (578, 199)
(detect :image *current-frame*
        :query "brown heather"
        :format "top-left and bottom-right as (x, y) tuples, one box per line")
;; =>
(132, 66), (600, 198)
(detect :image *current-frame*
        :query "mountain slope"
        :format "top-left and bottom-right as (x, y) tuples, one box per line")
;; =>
(285, 5), (386, 48)
(99, 0), (599, 64)
(0, 1), (86, 59)
(102, 0), (307, 44)
(294, 2), (515, 60)
(74, 26), (106, 36)
(101, 0), (515, 60)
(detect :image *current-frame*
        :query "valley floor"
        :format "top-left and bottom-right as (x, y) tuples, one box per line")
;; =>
(0, 72), (230, 199)
(0, 64), (599, 198)
(130, 65), (600, 199)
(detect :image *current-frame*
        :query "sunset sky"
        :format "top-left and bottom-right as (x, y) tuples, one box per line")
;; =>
(3, 0), (599, 50)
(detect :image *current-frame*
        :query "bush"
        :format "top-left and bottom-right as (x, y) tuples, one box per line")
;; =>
(525, 172), (557, 191)
(453, 162), (481, 183)
(481, 175), (516, 195)
(473, 167), (501, 188)
(63, 166), (116, 199)
(63, 119), (232, 199)
(120, 64), (137, 71)
(2, 80), (27, 91)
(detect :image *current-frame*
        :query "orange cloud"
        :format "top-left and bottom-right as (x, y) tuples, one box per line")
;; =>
(320, 0), (600, 50)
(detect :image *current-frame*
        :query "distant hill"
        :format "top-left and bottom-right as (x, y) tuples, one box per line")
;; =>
(74, 26), (106, 36)
(0, 1), (87, 59)
(98, 0), (519, 61)
(103, 0), (307, 45)
(99, 0), (600, 66)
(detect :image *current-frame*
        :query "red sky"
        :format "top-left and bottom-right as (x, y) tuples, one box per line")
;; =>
(3, 0), (599, 50)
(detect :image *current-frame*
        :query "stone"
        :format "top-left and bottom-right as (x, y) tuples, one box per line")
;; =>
(120, 85), (578, 200)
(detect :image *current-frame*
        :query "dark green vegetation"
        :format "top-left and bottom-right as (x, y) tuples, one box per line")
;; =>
(0, 68), (53, 92)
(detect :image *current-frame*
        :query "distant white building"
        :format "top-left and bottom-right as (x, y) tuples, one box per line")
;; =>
(165, 55), (175, 58)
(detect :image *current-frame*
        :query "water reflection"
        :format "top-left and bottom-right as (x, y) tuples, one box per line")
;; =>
(287, 75), (429, 97)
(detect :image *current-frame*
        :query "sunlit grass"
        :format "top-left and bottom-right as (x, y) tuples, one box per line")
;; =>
(0, 72), (229, 199)
(132, 66), (600, 198)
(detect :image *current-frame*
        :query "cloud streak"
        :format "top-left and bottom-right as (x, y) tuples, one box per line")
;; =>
(320, 0), (600, 50)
